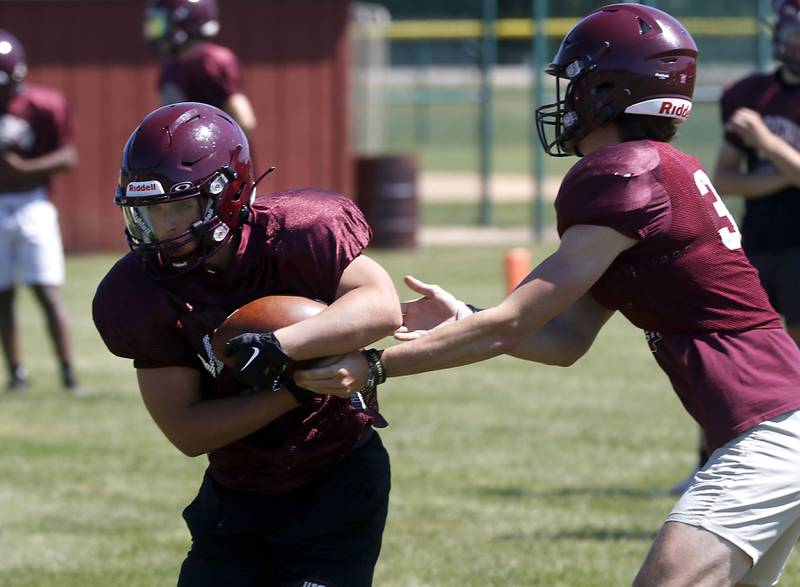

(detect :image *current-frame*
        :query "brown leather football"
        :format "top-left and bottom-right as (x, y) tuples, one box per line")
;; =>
(212, 295), (327, 369)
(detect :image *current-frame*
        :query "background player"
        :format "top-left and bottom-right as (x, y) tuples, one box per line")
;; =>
(663, 0), (800, 500)
(143, 0), (257, 134)
(0, 29), (80, 392)
(713, 0), (800, 347)
(295, 5), (800, 586)
(93, 102), (400, 586)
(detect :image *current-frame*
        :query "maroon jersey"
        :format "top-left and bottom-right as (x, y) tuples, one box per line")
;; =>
(556, 140), (800, 451)
(720, 71), (800, 252)
(0, 84), (73, 159)
(93, 189), (376, 494)
(158, 42), (241, 109)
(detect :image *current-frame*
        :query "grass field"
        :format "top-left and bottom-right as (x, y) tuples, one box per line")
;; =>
(4, 248), (798, 586)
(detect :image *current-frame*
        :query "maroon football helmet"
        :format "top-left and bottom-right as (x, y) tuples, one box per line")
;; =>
(143, 0), (219, 55)
(774, 0), (800, 74)
(0, 29), (27, 92)
(535, 4), (697, 157)
(115, 102), (253, 278)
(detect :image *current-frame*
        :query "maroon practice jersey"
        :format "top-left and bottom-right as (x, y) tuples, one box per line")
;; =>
(0, 84), (73, 160)
(93, 189), (378, 494)
(556, 140), (800, 451)
(720, 71), (800, 252)
(158, 42), (241, 109)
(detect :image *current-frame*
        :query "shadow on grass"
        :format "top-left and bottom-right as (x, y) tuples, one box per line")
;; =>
(492, 527), (658, 542)
(476, 485), (665, 500)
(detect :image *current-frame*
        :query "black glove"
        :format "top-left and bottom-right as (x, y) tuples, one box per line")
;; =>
(223, 331), (290, 391)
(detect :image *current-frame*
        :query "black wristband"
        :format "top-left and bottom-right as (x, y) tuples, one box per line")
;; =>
(362, 348), (386, 386)
(285, 380), (318, 405)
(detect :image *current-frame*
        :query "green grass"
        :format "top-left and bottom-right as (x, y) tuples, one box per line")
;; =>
(3, 249), (797, 585)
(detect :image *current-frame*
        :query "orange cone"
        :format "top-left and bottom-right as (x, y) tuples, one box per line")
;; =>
(505, 247), (531, 293)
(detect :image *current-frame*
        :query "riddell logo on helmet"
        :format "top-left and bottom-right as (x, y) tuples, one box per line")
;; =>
(658, 101), (691, 118)
(126, 181), (165, 197)
(624, 98), (692, 120)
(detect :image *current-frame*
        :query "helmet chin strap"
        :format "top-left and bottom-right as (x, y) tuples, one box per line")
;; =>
(230, 166), (276, 224)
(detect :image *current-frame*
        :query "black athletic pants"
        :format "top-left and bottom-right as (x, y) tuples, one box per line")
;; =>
(177, 431), (390, 587)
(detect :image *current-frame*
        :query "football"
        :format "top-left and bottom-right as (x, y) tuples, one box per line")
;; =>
(212, 295), (327, 369)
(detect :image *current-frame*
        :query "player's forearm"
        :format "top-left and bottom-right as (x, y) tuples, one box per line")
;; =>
(381, 305), (527, 376)
(467, 290), (609, 367)
(758, 135), (800, 188)
(452, 301), (577, 366)
(383, 245), (608, 376)
(276, 286), (402, 361)
(507, 319), (586, 366)
(225, 93), (257, 135)
(713, 168), (789, 198)
(169, 390), (299, 457)
(13, 145), (77, 179)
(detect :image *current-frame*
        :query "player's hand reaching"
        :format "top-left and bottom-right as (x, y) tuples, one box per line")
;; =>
(394, 275), (472, 341)
(293, 351), (370, 397)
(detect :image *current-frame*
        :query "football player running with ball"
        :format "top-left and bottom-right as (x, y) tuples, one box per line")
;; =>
(92, 102), (400, 586)
(295, 5), (800, 586)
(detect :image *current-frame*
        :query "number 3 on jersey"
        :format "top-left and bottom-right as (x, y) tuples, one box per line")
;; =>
(693, 169), (742, 251)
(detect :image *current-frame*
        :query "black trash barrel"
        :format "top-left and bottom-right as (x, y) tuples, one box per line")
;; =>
(355, 155), (418, 248)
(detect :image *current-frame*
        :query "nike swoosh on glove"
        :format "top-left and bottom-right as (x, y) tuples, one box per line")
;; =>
(223, 331), (290, 391)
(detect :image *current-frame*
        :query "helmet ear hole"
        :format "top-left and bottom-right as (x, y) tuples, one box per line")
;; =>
(597, 105), (615, 126)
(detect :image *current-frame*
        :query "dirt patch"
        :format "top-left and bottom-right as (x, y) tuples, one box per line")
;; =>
(419, 171), (560, 203)
(417, 225), (559, 246)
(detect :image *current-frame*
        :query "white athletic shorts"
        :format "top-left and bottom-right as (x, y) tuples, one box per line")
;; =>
(0, 188), (64, 288)
(667, 409), (800, 587)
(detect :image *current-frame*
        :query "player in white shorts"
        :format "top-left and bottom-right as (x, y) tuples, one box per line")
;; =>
(0, 30), (80, 392)
(0, 188), (64, 288)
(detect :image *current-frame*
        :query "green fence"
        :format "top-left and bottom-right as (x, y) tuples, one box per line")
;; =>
(351, 1), (772, 233)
